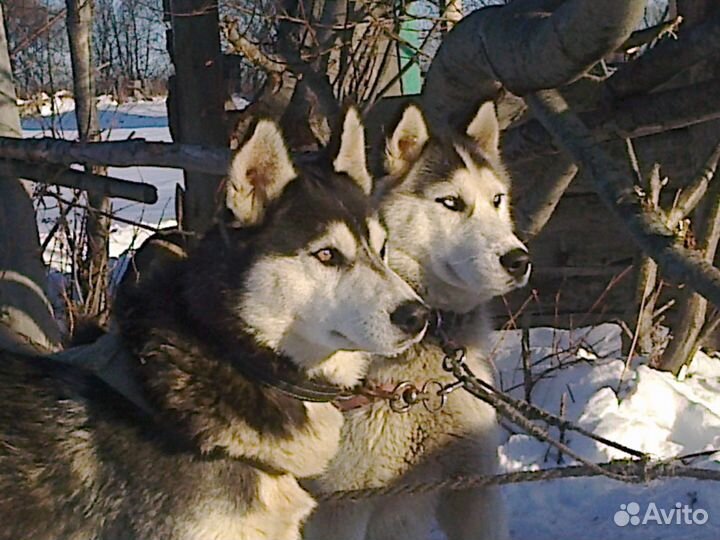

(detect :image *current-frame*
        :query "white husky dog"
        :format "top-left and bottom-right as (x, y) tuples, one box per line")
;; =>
(304, 102), (530, 540)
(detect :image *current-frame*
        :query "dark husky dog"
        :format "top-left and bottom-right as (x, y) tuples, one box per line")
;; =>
(0, 109), (428, 540)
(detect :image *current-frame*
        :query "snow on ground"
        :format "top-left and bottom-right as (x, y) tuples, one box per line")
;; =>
(21, 95), (169, 131)
(475, 325), (720, 540)
(23, 97), (182, 270)
(24, 102), (720, 539)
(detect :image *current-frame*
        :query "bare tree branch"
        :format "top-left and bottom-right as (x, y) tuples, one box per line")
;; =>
(504, 79), (720, 163)
(593, 78), (720, 138)
(47, 193), (171, 234)
(515, 158), (578, 241)
(667, 142), (720, 228)
(9, 75), (716, 181)
(223, 21), (285, 73)
(274, 0), (341, 146)
(527, 88), (720, 308)
(9, 8), (66, 60)
(658, 143), (720, 374)
(0, 137), (231, 175)
(0, 160), (158, 203)
(421, 0), (645, 122)
(618, 15), (683, 53)
(66, 0), (111, 317)
(631, 163), (663, 357)
(221, 17), (300, 143)
(607, 11), (720, 99)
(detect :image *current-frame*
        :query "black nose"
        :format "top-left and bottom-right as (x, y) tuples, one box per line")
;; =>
(500, 248), (530, 279)
(390, 301), (430, 336)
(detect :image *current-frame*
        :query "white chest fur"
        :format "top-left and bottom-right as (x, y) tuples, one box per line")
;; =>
(210, 401), (343, 478)
(180, 473), (315, 540)
(314, 342), (500, 491)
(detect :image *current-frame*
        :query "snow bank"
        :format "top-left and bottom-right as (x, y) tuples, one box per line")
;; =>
(485, 325), (720, 540)
(21, 94), (168, 131)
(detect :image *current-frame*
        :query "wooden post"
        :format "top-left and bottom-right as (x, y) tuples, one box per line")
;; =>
(169, 0), (226, 234)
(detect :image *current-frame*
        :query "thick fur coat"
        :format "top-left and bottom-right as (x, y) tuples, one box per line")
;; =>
(304, 103), (530, 540)
(0, 111), (425, 540)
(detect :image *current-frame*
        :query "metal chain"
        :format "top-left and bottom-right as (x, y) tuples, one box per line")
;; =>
(375, 316), (645, 474)
(439, 346), (637, 481)
(317, 321), (720, 502)
(374, 316), (468, 413)
(383, 377), (464, 413)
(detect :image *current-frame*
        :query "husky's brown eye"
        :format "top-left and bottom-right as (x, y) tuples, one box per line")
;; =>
(493, 193), (505, 209)
(313, 247), (343, 266)
(435, 196), (466, 212)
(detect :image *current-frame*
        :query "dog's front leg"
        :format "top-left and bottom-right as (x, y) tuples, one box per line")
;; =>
(364, 493), (436, 540)
(437, 485), (509, 540)
(302, 499), (373, 540)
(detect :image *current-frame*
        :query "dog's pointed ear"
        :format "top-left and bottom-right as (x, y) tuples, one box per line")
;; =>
(333, 107), (372, 195)
(466, 101), (499, 156)
(385, 104), (429, 177)
(225, 120), (296, 225)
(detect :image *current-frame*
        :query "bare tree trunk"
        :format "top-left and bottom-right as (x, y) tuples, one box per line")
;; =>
(655, 0), (720, 374)
(514, 158), (578, 241)
(66, 0), (110, 318)
(658, 149), (720, 373)
(0, 4), (61, 352)
(169, 0), (226, 234)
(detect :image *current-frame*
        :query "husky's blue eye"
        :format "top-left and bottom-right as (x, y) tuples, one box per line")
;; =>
(435, 196), (465, 212)
(313, 247), (344, 266)
(493, 193), (505, 208)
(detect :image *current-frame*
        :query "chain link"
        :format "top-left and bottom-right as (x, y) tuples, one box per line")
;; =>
(385, 331), (468, 413)
(376, 312), (466, 413)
